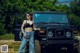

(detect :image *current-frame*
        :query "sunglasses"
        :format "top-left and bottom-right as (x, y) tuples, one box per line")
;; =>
(26, 14), (30, 17)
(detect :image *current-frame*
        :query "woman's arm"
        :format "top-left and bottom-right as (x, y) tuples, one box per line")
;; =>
(33, 21), (40, 30)
(33, 24), (40, 30)
(21, 20), (28, 38)
(21, 20), (26, 35)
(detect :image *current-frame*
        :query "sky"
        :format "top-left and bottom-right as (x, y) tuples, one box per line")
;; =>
(56, 0), (75, 6)
(58, 0), (74, 3)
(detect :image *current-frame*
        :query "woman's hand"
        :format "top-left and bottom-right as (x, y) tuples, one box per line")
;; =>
(33, 25), (40, 30)
(23, 33), (28, 39)
(34, 28), (40, 30)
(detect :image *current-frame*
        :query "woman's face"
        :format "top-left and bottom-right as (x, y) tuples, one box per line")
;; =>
(26, 14), (31, 20)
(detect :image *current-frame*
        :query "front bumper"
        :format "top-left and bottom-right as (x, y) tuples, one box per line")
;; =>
(40, 40), (74, 45)
(40, 40), (74, 53)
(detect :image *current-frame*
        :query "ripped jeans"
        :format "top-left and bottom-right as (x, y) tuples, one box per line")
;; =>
(18, 31), (35, 53)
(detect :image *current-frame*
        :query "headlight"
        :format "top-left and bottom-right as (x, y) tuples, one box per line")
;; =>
(66, 31), (71, 37)
(47, 31), (53, 38)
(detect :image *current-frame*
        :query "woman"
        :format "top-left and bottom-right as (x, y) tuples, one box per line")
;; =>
(18, 13), (35, 53)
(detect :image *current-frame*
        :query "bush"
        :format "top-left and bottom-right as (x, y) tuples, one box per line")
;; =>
(0, 23), (6, 34)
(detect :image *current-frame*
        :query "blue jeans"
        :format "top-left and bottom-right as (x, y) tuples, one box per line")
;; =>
(18, 31), (35, 53)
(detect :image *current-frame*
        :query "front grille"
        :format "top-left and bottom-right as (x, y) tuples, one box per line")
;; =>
(47, 29), (72, 38)
(47, 30), (65, 38)
(39, 29), (72, 38)
(56, 30), (64, 37)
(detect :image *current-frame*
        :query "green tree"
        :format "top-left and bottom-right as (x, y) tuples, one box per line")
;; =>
(0, 0), (80, 34)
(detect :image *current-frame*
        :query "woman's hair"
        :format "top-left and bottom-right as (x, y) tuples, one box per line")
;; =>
(26, 12), (33, 20)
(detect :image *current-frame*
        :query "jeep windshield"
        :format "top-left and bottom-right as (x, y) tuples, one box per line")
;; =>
(33, 13), (69, 25)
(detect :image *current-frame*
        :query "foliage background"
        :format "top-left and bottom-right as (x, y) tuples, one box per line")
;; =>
(0, 0), (80, 34)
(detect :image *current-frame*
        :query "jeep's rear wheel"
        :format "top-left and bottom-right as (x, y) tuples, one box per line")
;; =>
(73, 47), (79, 53)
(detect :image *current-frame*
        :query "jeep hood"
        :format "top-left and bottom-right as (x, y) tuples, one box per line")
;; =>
(35, 24), (71, 30)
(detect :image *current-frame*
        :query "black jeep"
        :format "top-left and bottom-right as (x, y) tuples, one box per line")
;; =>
(13, 11), (79, 53)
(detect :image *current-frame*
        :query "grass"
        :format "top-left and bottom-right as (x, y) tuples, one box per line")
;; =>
(0, 33), (14, 40)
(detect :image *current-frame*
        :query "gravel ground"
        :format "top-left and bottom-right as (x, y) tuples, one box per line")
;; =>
(0, 40), (40, 53)
(75, 36), (80, 53)
(0, 36), (80, 53)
